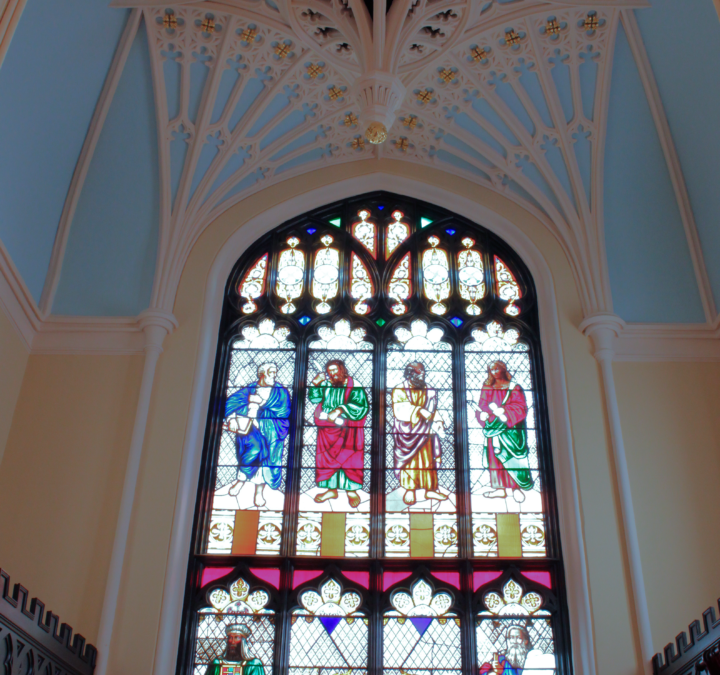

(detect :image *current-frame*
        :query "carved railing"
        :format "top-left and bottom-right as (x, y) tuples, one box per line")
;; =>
(0, 568), (96, 675)
(653, 599), (720, 675)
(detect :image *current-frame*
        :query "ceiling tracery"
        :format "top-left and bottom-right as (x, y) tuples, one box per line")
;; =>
(130, 0), (646, 313)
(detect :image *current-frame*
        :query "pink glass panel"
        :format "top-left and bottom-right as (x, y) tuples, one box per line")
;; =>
(250, 568), (281, 588)
(344, 571), (370, 588)
(521, 571), (552, 588)
(431, 572), (460, 588)
(292, 569), (323, 589)
(201, 567), (234, 587)
(382, 571), (412, 591)
(473, 571), (503, 591)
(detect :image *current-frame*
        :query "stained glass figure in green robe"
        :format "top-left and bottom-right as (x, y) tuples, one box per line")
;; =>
(204, 624), (265, 675)
(308, 359), (369, 508)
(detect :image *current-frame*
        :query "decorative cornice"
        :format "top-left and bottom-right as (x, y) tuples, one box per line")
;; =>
(652, 598), (720, 675)
(0, 567), (97, 674)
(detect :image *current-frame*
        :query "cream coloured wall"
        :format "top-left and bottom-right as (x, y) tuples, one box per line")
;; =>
(614, 361), (720, 654)
(0, 303), (28, 468)
(104, 160), (639, 675)
(0, 353), (142, 642)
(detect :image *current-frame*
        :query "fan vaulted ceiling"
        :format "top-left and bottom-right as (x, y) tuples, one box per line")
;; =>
(1, 0), (720, 326)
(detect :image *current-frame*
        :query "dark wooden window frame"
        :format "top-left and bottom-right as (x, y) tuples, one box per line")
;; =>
(177, 191), (573, 675)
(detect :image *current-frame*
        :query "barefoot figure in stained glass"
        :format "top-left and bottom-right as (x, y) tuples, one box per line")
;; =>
(309, 359), (369, 508)
(475, 361), (532, 503)
(225, 363), (292, 507)
(205, 624), (265, 675)
(479, 626), (555, 675)
(392, 362), (447, 505)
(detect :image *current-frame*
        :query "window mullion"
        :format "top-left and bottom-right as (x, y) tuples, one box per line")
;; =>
(452, 336), (473, 560)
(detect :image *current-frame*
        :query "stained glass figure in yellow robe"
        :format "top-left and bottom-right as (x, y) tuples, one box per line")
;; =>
(391, 362), (447, 505)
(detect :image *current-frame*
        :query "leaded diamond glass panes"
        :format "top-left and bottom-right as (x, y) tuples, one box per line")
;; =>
(465, 322), (545, 558)
(386, 210), (409, 257)
(385, 321), (457, 558)
(290, 578), (368, 675)
(207, 320), (294, 556)
(276, 237), (305, 314)
(194, 576), (275, 675)
(297, 320), (373, 557)
(457, 239), (485, 316)
(350, 253), (373, 315)
(494, 255), (522, 316)
(388, 253), (412, 315)
(239, 253), (268, 314)
(476, 577), (556, 674)
(352, 210), (376, 258)
(383, 579), (461, 675)
(188, 193), (566, 675)
(422, 236), (450, 315)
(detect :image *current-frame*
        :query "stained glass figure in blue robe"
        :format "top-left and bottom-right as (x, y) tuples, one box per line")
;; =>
(225, 363), (291, 507)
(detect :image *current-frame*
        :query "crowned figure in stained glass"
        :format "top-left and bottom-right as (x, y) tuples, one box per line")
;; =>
(391, 362), (447, 505)
(474, 361), (532, 503)
(309, 359), (369, 508)
(205, 624), (265, 675)
(225, 363), (291, 507)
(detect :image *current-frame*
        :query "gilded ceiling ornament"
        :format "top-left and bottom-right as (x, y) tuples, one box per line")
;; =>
(365, 121), (388, 145)
(394, 138), (409, 152)
(545, 18), (560, 35)
(351, 137), (365, 150)
(504, 29), (521, 46)
(403, 116), (418, 130)
(583, 13), (599, 30)
(162, 13), (177, 30)
(328, 86), (343, 101)
(200, 17), (216, 34)
(274, 43), (291, 58)
(307, 63), (323, 78)
(470, 46), (487, 62)
(240, 27), (257, 42)
(344, 114), (358, 127)
(416, 89), (433, 104)
(439, 68), (455, 84)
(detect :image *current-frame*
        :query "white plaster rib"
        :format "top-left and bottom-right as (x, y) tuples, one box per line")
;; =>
(38, 9), (142, 317)
(0, 0), (28, 69)
(621, 9), (718, 323)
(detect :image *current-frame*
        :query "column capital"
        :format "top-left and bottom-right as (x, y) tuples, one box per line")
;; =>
(578, 312), (626, 362)
(138, 309), (178, 352)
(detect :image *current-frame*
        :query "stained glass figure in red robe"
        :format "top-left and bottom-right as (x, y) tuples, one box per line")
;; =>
(308, 359), (369, 508)
(391, 362), (448, 506)
(473, 361), (533, 503)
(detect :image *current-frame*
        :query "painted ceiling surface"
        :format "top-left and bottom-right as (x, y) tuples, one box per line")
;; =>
(0, 0), (719, 323)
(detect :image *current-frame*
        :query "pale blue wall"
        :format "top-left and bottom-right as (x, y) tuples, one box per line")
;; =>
(636, 0), (720, 310)
(0, 1), (128, 302)
(603, 24), (705, 323)
(52, 22), (159, 316)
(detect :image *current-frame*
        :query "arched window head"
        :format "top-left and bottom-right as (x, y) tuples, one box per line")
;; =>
(182, 193), (569, 675)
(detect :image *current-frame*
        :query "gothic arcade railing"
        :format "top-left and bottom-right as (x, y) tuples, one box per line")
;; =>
(0, 568), (96, 675)
(653, 599), (720, 675)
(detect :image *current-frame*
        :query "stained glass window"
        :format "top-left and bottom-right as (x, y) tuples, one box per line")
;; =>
(185, 194), (566, 675)
(388, 253), (411, 315)
(239, 254), (268, 314)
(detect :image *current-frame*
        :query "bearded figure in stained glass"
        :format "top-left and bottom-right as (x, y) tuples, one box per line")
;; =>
(479, 626), (554, 675)
(475, 361), (532, 502)
(392, 362), (447, 505)
(205, 624), (265, 675)
(309, 359), (369, 508)
(225, 363), (291, 507)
